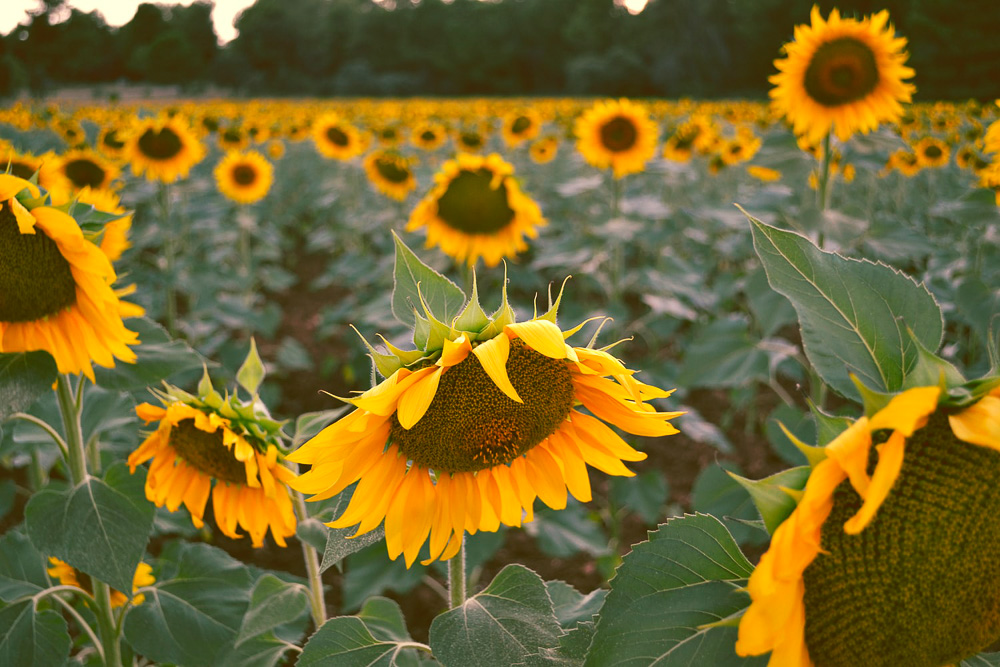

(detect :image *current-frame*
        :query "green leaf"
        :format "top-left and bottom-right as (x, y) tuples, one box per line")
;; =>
(747, 213), (944, 399)
(900, 326), (965, 390)
(691, 463), (767, 545)
(392, 231), (466, 327)
(610, 470), (669, 524)
(24, 462), (154, 594)
(0, 531), (50, 602)
(429, 564), (561, 667)
(220, 633), (297, 667)
(811, 403), (852, 446)
(342, 542), (424, 612)
(524, 500), (611, 558)
(678, 316), (771, 389)
(963, 653), (1000, 666)
(236, 338), (266, 396)
(516, 621), (596, 667)
(321, 511), (387, 574)
(585, 514), (764, 666)
(358, 596), (412, 643)
(764, 404), (815, 466)
(298, 617), (418, 667)
(292, 408), (349, 448)
(728, 466), (810, 535)
(0, 352), (58, 421)
(93, 317), (205, 391)
(0, 602), (70, 667)
(545, 580), (606, 629)
(236, 574), (309, 646)
(124, 542), (254, 667)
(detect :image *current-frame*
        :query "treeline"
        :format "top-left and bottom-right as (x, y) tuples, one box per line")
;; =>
(1, 0), (997, 100)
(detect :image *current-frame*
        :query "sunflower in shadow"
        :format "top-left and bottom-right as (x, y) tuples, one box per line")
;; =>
(290, 275), (681, 567)
(770, 6), (915, 144)
(407, 152), (544, 267)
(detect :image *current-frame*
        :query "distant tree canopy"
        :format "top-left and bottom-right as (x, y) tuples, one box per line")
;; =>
(0, 0), (996, 99)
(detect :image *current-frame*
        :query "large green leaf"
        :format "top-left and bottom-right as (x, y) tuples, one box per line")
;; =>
(298, 616), (420, 667)
(747, 213), (943, 399)
(516, 622), (596, 667)
(124, 541), (254, 667)
(610, 470), (670, 524)
(545, 580), (606, 629)
(93, 317), (205, 391)
(24, 462), (154, 594)
(0, 531), (50, 602)
(358, 597), (420, 667)
(391, 231), (466, 327)
(963, 653), (1000, 666)
(691, 463), (767, 545)
(0, 352), (58, 421)
(678, 316), (772, 389)
(585, 513), (765, 666)
(342, 542), (425, 612)
(429, 564), (561, 667)
(0, 602), (70, 667)
(236, 574), (309, 646)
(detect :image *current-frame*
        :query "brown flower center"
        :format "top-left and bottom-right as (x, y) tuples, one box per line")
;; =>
(511, 116), (532, 135)
(923, 144), (943, 159)
(232, 164), (258, 186)
(804, 37), (880, 107)
(435, 168), (515, 234)
(168, 418), (251, 485)
(137, 126), (184, 161)
(102, 130), (126, 150)
(600, 116), (638, 152)
(326, 126), (349, 147)
(63, 158), (107, 189)
(0, 202), (77, 322)
(374, 157), (410, 184)
(390, 340), (575, 472)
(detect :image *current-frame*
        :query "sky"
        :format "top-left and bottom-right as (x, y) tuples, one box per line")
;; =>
(0, 0), (255, 44)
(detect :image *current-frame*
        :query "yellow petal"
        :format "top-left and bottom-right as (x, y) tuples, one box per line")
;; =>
(396, 367), (442, 429)
(505, 320), (568, 359)
(823, 417), (872, 498)
(868, 386), (940, 436)
(10, 197), (36, 234)
(472, 333), (522, 403)
(844, 431), (906, 534)
(950, 395), (1000, 452)
(439, 334), (472, 367)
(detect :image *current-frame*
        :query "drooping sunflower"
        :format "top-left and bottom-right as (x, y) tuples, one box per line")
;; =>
(913, 136), (950, 168)
(53, 148), (120, 192)
(574, 98), (659, 178)
(127, 374), (298, 548)
(736, 383), (1000, 666)
(407, 152), (544, 267)
(770, 6), (916, 145)
(214, 150), (274, 205)
(126, 116), (206, 184)
(0, 174), (139, 380)
(529, 136), (559, 164)
(363, 149), (418, 202)
(47, 557), (155, 608)
(312, 113), (365, 161)
(289, 280), (681, 567)
(501, 109), (542, 148)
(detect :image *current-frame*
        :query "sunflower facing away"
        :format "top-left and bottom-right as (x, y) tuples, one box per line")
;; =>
(312, 112), (365, 161)
(289, 277), (682, 567)
(736, 383), (1000, 666)
(770, 6), (915, 144)
(127, 370), (298, 548)
(574, 98), (659, 179)
(126, 115), (206, 183)
(48, 557), (155, 608)
(363, 149), (418, 201)
(407, 152), (544, 267)
(0, 174), (139, 380)
(214, 150), (274, 205)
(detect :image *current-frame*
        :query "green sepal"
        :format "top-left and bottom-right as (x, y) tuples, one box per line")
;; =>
(777, 420), (827, 467)
(352, 326), (403, 379)
(14, 187), (48, 210)
(901, 326), (965, 391)
(809, 401), (853, 447)
(728, 466), (811, 535)
(851, 373), (893, 417)
(391, 231), (466, 327)
(453, 271), (491, 334)
(478, 265), (517, 341)
(377, 335), (428, 368)
(538, 276), (571, 324)
(236, 338), (266, 397)
(941, 375), (1000, 410)
(415, 282), (455, 352)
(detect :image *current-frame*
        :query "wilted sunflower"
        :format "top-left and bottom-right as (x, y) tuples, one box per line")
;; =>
(47, 557), (155, 608)
(529, 136), (559, 164)
(312, 113), (365, 161)
(53, 148), (120, 192)
(0, 174), (139, 380)
(407, 152), (544, 267)
(771, 6), (915, 144)
(128, 371), (298, 548)
(913, 136), (950, 168)
(363, 149), (418, 201)
(501, 109), (542, 148)
(127, 116), (205, 183)
(736, 384), (1000, 666)
(214, 150), (274, 205)
(575, 98), (659, 178)
(289, 279), (681, 567)
(411, 121), (448, 152)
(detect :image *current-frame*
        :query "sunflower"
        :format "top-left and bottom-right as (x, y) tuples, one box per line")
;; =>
(407, 152), (544, 267)
(126, 116), (205, 183)
(913, 136), (950, 168)
(214, 150), (274, 205)
(127, 376), (298, 548)
(885, 148), (921, 177)
(289, 280), (681, 567)
(312, 113), (365, 161)
(49, 186), (134, 263)
(529, 136), (559, 164)
(217, 125), (250, 152)
(266, 139), (286, 160)
(736, 384), (1000, 666)
(53, 148), (120, 192)
(0, 174), (139, 380)
(411, 121), (448, 152)
(47, 557), (155, 608)
(574, 98), (659, 178)
(661, 123), (700, 163)
(455, 126), (487, 153)
(363, 149), (418, 202)
(501, 109), (542, 148)
(770, 6), (915, 144)
(979, 161), (1000, 205)
(96, 125), (129, 160)
(4, 149), (63, 190)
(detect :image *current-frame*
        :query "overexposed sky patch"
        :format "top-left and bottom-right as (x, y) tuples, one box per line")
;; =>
(0, 0), (255, 43)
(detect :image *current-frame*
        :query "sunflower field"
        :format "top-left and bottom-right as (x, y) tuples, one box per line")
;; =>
(2, 5), (1000, 667)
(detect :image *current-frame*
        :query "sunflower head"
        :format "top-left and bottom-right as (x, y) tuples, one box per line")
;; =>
(574, 98), (659, 178)
(312, 113), (365, 161)
(770, 6), (916, 144)
(214, 150), (274, 205)
(363, 149), (417, 202)
(127, 116), (206, 184)
(502, 109), (542, 147)
(913, 136), (950, 168)
(529, 136), (559, 164)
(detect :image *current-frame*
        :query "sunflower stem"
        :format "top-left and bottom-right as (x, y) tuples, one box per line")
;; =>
(237, 206), (255, 334)
(609, 173), (625, 301)
(816, 133), (832, 248)
(28, 448), (46, 491)
(291, 486), (327, 628)
(447, 536), (467, 609)
(158, 182), (178, 337)
(56, 375), (122, 667)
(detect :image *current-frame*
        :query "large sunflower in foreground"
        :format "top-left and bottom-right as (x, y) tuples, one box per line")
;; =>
(574, 98), (659, 179)
(407, 152), (544, 267)
(48, 557), (155, 608)
(126, 116), (206, 183)
(363, 149), (418, 201)
(312, 113), (365, 161)
(736, 383), (1000, 666)
(128, 376), (298, 548)
(770, 6), (915, 145)
(0, 174), (139, 380)
(289, 280), (682, 567)
(214, 150), (274, 205)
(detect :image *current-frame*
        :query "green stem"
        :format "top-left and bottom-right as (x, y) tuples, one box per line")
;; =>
(55, 375), (122, 667)
(11, 412), (68, 460)
(158, 183), (177, 337)
(291, 482), (327, 628)
(447, 536), (467, 609)
(816, 133), (832, 248)
(28, 449), (46, 492)
(609, 173), (625, 300)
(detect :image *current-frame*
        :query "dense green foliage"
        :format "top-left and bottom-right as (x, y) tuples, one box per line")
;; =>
(1, 0), (997, 99)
